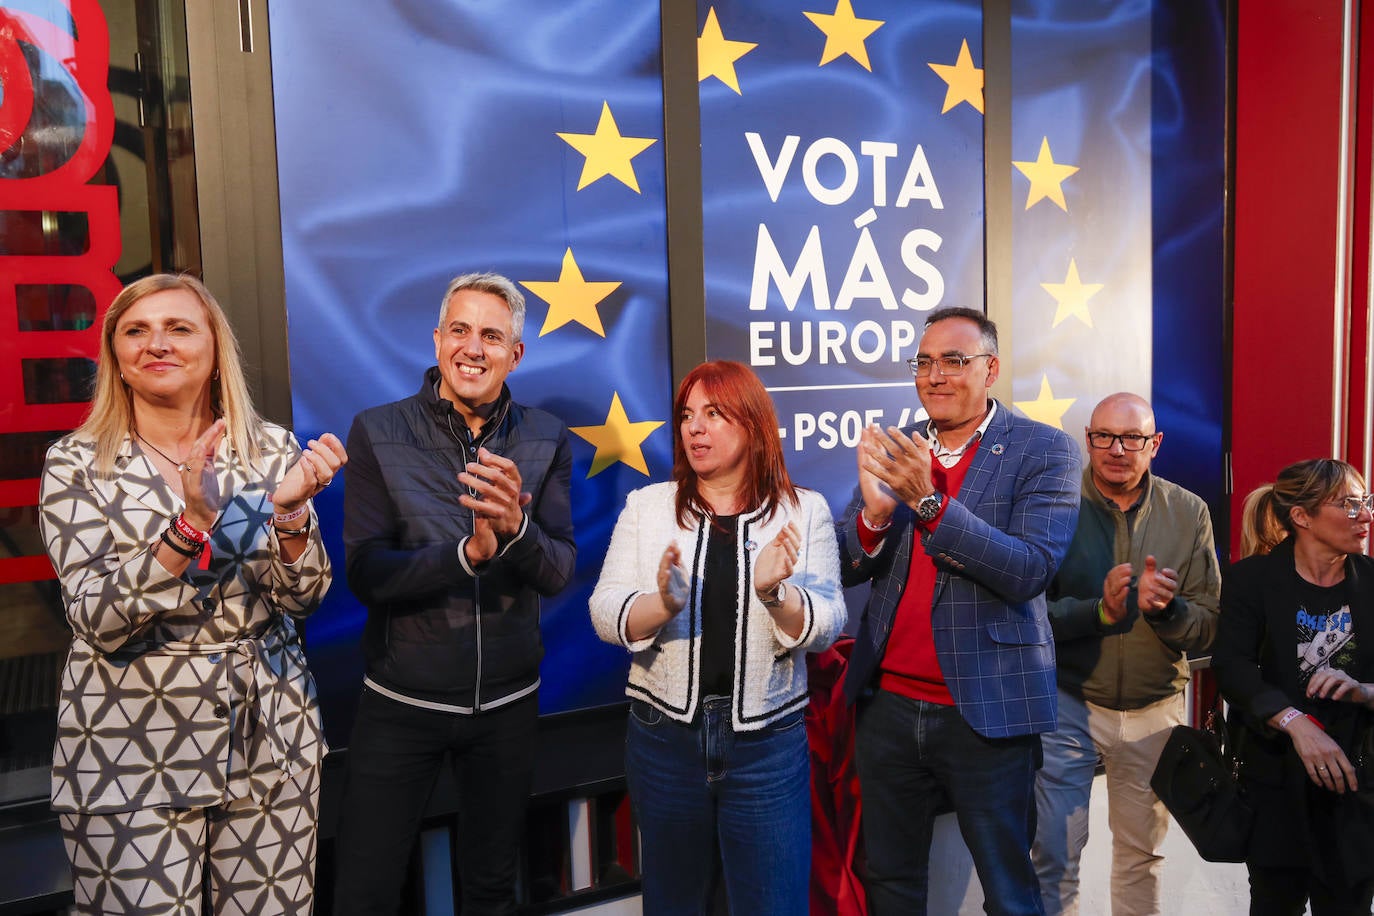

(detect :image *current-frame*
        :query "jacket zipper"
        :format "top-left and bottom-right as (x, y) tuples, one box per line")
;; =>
(1114, 505), (1128, 708)
(447, 408), (491, 713)
(466, 433), (484, 713)
(472, 491), (483, 713)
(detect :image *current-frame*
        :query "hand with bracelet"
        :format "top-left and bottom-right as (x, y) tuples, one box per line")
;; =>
(1271, 703), (1358, 793)
(153, 420), (225, 574)
(1098, 562), (1133, 626)
(268, 432), (348, 561)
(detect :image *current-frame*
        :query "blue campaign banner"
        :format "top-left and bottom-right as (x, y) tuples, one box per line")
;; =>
(1005, 0), (1225, 522)
(1007, 0), (1154, 438)
(269, 0), (675, 741)
(265, 0), (1227, 743)
(697, 0), (986, 514)
(1149, 0), (1226, 520)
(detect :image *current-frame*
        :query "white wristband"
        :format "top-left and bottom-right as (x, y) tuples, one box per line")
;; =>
(860, 509), (892, 532)
(1277, 708), (1304, 730)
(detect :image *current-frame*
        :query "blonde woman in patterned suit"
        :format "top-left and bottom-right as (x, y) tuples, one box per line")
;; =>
(38, 274), (347, 915)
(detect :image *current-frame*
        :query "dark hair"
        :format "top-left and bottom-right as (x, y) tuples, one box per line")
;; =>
(1245, 458), (1365, 542)
(672, 361), (796, 528)
(924, 307), (999, 355)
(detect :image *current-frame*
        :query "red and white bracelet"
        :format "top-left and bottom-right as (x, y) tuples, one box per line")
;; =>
(170, 514), (212, 570)
(272, 505), (311, 537)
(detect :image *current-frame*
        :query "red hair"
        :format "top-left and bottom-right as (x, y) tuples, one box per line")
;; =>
(672, 361), (796, 528)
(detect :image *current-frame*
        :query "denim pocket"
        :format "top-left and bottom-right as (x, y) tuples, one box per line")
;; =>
(765, 709), (806, 734)
(630, 698), (665, 727)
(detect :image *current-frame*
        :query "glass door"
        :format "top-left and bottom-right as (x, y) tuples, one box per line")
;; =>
(0, 0), (201, 800)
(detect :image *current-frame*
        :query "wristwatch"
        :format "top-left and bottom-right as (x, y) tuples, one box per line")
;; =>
(760, 582), (788, 608)
(915, 492), (944, 523)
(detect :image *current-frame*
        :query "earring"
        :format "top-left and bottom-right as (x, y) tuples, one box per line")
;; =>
(212, 369), (220, 380)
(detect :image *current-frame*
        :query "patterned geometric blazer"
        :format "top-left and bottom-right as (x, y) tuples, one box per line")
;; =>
(39, 424), (330, 814)
(838, 401), (1082, 738)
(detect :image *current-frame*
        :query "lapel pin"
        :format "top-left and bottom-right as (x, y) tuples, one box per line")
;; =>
(990, 443), (1005, 455)
(745, 539), (759, 551)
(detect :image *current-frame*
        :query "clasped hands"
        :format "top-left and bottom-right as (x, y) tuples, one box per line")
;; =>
(1098, 556), (1179, 625)
(856, 424), (936, 527)
(1290, 667), (1374, 794)
(179, 419), (348, 532)
(655, 521), (802, 618)
(460, 447), (531, 565)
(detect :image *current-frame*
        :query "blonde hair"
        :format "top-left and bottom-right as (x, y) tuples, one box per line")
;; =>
(1240, 459), (1366, 556)
(77, 274), (264, 472)
(1238, 485), (1286, 558)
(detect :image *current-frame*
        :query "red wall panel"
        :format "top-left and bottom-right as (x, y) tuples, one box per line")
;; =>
(1230, 0), (1350, 558)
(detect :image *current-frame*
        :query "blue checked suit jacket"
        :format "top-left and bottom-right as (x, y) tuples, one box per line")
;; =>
(839, 401), (1082, 738)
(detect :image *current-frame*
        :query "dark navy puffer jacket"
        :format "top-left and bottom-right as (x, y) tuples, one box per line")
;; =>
(343, 368), (576, 711)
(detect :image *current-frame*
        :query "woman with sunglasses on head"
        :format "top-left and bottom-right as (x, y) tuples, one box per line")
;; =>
(38, 274), (346, 915)
(1212, 459), (1374, 915)
(590, 360), (846, 915)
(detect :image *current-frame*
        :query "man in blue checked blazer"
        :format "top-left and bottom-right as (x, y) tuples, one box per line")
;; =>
(839, 307), (1081, 916)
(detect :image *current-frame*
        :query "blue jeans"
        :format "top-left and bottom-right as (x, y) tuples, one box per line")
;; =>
(625, 696), (811, 915)
(855, 689), (1045, 916)
(1033, 688), (1182, 916)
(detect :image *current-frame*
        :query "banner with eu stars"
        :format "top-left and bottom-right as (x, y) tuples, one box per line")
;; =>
(269, 0), (675, 739)
(697, 0), (986, 512)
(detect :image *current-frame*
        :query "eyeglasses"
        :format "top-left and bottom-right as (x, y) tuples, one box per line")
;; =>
(906, 353), (994, 378)
(1329, 494), (1374, 518)
(1086, 432), (1155, 452)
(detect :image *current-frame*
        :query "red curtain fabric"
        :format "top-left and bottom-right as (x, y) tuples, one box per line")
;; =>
(806, 637), (867, 916)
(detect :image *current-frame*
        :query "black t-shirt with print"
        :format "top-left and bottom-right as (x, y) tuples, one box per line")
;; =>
(1296, 579), (1356, 685)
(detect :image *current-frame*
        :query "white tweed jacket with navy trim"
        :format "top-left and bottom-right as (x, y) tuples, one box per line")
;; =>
(590, 482), (846, 731)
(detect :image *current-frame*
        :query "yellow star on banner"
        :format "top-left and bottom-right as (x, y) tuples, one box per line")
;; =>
(570, 392), (665, 477)
(699, 7), (757, 94)
(804, 0), (884, 71)
(556, 102), (658, 193)
(1013, 137), (1079, 211)
(928, 39), (984, 114)
(1014, 375), (1076, 430)
(1042, 258), (1104, 328)
(520, 250), (621, 338)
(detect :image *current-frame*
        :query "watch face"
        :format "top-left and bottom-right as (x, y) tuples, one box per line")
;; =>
(917, 494), (942, 520)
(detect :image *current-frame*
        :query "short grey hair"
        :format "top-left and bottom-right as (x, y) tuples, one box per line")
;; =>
(437, 272), (526, 342)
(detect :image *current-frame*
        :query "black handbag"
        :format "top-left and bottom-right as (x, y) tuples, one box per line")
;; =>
(1150, 705), (1254, 863)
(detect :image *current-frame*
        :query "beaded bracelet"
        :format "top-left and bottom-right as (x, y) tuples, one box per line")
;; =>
(172, 514), (212, 570)
(166, 524), (200, 548)
(160, 530), (201, 559)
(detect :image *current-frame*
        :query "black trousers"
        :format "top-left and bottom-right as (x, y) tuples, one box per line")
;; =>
(1248, 864), (1374, 916)
(332, 686), (539, 916)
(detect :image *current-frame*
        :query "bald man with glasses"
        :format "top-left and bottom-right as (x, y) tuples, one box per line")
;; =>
(1032, 392), (1221, 916)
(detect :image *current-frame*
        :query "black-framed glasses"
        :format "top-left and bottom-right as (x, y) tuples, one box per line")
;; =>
(906, 353), (994, 378)
(1329, 494), (1374, 518)
(1086, 432), (1155, 452)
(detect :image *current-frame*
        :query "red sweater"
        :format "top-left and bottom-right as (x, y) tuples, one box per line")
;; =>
(860, 445), (979, 704)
